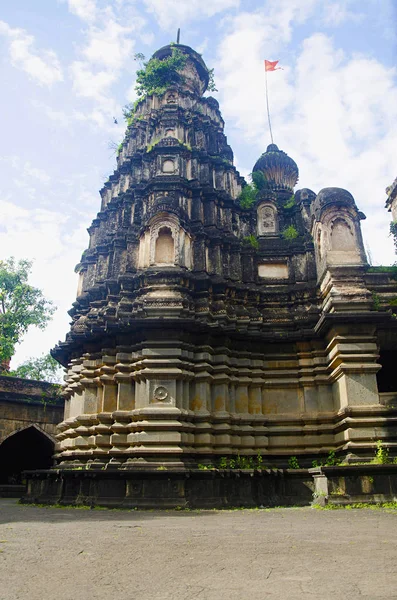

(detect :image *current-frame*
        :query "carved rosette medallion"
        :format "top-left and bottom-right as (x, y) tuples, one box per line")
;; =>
(153, 386), (169, 402)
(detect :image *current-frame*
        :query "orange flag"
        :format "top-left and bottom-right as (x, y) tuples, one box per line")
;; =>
(265, 60), (282, 71)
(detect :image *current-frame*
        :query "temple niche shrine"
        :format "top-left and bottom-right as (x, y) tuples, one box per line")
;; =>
(24, 44), (397, 507)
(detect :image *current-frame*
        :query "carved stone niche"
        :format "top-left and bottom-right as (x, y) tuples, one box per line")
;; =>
(162, 159), (176, 174)
(257, 202), (278, 236)
(137, 212), (192, 269)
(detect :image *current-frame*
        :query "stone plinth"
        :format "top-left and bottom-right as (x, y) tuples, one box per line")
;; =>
(22, 467), (314, 509)
(311, 464), (397, 506)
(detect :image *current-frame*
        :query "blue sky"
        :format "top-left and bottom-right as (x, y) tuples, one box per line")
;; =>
(1, 0), (396, 367)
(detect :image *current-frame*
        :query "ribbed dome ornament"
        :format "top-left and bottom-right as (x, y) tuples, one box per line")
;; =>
(253, 144), (299, 192)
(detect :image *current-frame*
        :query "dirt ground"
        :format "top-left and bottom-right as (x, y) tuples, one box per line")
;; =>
(1, 499), (397, 599)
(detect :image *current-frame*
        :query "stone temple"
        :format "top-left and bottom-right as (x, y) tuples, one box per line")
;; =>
(26, 44), (397, 504)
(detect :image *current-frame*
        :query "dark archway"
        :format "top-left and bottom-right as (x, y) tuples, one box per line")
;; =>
(377, 350), (397, 393)
(0, 425), (55, 484)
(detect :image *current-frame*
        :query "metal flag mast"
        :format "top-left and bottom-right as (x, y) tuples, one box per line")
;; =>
(265, 67), (274, 145)
(264, 60), (282, 145)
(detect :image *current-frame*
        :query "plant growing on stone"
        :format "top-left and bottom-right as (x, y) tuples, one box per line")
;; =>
(390, 221), (397, 253)
(135, 46), (188, 98)
(312, 450), (341, 468)
(236, 454), (254, 469)
(284, 195), (296, 209)
(239, 184), (257, 208)
(372, 293), (381, 310)
(374, 440), (390, 464)
(324, 450), (340, 466)
(178, 139), (192, 151)
(218, 456), (228, 469)
(207, 68), (218, 92)
(251, 171), (267, 191)
(123, 100), (146, 126)
(238, 171), (268, 209)
(146, 138), (161, 153)
(281, 225), (299, 240)
(243, 235), (259, 250)
(0, 258), (55, 370)
(288, 456), (300, 469)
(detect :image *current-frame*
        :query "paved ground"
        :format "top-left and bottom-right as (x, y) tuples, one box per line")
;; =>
(1, 499), (397, 600)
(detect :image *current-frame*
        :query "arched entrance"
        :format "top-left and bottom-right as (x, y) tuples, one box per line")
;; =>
(0, 425), (55, 484)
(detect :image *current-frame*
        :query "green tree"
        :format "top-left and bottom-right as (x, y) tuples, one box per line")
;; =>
(11, 353), (63, 384)
(0, 258), (55, 370)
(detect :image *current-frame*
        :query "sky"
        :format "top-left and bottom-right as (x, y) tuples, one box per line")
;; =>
(1, 0), (396, 368)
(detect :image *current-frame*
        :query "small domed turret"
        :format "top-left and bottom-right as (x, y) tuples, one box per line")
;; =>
(253, 144), (299, 192)
(312, 187), (361, 221)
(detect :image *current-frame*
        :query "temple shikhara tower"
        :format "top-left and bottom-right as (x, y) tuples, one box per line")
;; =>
(25, 44), (397, 506)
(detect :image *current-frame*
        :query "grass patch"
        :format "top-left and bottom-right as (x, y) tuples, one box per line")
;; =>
(314, 502), (397, 511)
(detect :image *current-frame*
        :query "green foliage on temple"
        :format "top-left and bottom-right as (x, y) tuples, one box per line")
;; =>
(239, 184), (257, 208)
(238, 171), (268, 209)
(372, 292), (381, 310)
(0, 258), (55, 366)
(374, 440), (390, 464)
(178, 139), (192, 151)
(281, 225), (299, 240)
(367, 265), (397, 280)
(146, 138), (161, 153)
(284, 194), (296, 209)
(207, 68), (217, 92)
(135, 46), (187, 98)
(312, 450), (341, 468)
(251, 171), (267, 191)
(288, 456), (300, 469)
(243, 234), (259, 249)
(390, 221), (397, 253)
(122, 105), (145, 127)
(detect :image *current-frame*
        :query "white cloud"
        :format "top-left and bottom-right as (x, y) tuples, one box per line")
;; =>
(69, 61), (117, 99)
(143, 0), (241, 30)
(66, 8), (140, 128)
(67, 0), (98, 22)
(0, 157), (51, 201)
(82, 20), (134, 69)
(0, 20), (63, 86)
(322, 0), (364, 26)
(23, 162), (51, 184)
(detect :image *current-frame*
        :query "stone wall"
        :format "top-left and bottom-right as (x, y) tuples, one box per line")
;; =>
(0, 376), (63, 443)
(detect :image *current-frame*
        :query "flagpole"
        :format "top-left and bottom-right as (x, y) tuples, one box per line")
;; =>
(265, 67), (274, 145)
